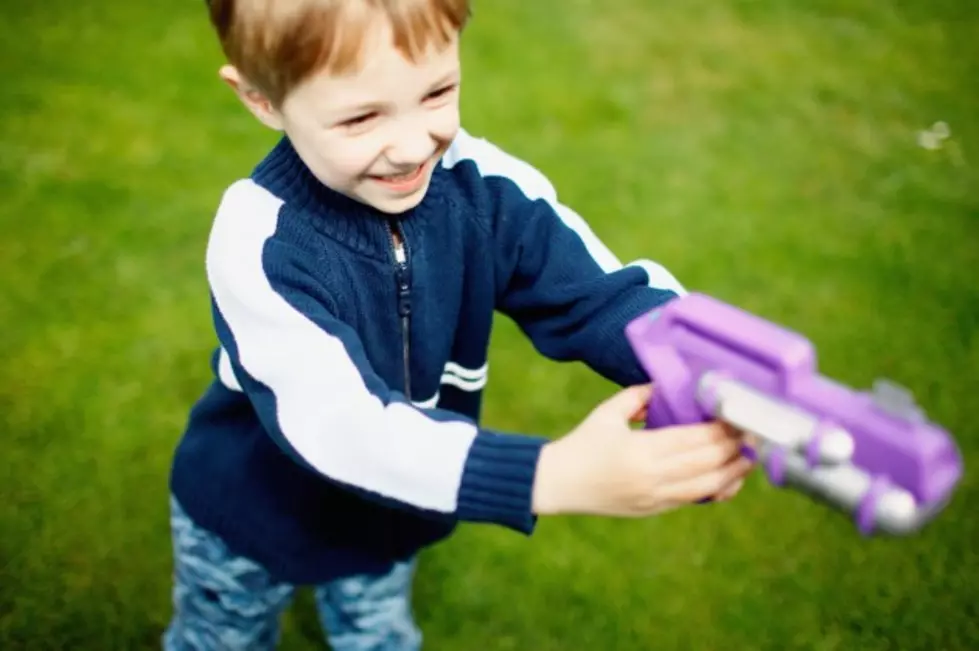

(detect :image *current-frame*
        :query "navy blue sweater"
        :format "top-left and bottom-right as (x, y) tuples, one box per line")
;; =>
(169, 129), (684, 584)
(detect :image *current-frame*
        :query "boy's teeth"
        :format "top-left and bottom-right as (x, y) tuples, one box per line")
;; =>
(381, 167), (418, 181)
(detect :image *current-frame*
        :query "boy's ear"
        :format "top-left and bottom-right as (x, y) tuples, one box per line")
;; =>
(219, 65), (284, 131)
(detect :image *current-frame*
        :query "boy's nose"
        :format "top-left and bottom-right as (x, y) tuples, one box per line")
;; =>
(385, 129), (435, 167)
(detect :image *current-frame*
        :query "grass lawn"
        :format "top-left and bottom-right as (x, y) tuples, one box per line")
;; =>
(2, 0), (978, 649)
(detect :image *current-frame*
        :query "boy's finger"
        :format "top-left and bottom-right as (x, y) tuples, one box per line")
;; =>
(629, 406), (647, 424)
(714, 477), (746, 502)
(646, 420), (739, 454)
(646, 435), (744, 484)
(660, 456), (755, 503)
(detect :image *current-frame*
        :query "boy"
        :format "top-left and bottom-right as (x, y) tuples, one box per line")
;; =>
(166, 0), (754, 649)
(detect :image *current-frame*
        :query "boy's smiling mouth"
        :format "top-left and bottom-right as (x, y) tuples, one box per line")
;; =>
(368, 158), (432, 193)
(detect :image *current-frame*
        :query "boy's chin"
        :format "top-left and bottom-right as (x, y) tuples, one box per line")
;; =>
(356, 181), (431, 216)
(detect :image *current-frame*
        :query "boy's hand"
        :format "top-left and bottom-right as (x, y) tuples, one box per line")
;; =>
(531, 384), (754, 517)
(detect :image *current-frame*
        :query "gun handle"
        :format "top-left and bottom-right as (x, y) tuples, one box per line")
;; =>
(641, 345), (702, 428)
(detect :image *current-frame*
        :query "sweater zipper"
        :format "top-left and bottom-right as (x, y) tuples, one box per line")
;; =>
(387, 220), (412, 401)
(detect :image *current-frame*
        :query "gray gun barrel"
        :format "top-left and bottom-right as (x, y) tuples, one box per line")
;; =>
(754, 444), (925, 534)
(697, 373), (931, 535)
(697, 372), (855, 464)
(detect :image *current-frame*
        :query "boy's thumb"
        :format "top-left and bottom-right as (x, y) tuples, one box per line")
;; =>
(604, 383), (653, 418)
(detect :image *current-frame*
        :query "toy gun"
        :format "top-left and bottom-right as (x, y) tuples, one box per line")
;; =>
(624, 293), (963, 536)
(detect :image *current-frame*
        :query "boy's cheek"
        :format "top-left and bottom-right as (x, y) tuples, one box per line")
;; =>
(432, 107), (462, 149)
(297, 136), (378, 190)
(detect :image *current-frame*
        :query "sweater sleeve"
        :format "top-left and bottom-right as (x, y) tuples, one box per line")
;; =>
(442, 129), (686, 387)
(206, 179), (546, 534)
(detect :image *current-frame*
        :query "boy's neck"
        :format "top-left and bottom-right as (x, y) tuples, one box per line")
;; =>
(251, 136), (441, 259)
(253, 137), (367, 214)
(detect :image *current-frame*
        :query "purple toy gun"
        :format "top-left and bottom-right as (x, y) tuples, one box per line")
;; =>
(624, 293), (963, 536)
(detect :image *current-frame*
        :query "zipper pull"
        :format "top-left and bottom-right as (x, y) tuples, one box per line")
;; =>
(396, 265), (411, 317)
(393, 240), (410, 317)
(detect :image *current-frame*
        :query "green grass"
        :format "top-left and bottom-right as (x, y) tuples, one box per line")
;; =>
(2, 0), (978, 649)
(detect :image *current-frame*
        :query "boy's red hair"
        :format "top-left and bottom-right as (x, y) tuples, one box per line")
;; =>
(207, 0), (471, 106)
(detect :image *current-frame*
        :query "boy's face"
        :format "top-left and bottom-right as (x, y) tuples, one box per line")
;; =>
(226, 19), (462, 215)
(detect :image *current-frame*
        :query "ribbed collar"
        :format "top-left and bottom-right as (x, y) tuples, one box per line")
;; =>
(251, 137), (450, 261)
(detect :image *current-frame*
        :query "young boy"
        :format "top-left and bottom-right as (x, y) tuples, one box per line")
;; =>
(166, 1), (754, 649)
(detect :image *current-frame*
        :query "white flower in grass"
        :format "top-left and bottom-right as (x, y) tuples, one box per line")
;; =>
(917, 121), (950, 150)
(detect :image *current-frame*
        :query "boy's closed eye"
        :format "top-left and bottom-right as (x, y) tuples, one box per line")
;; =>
(339, 112), (378, 128)
(334, 83), (459, 130)
(424, 83), (457, 102)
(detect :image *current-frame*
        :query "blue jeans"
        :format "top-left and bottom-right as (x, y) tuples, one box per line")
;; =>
(163, 497), (422, 651)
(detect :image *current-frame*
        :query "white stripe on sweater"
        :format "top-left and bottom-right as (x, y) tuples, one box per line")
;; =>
(442, 128), (687, 296)
(218, 347), (242, 391)
(207, 179), (477, 512)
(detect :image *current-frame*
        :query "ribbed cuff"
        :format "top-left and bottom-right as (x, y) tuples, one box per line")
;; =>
(456, 431), (549, 534)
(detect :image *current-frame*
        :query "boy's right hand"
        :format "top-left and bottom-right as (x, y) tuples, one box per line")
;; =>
(531, 383), (754, 518)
